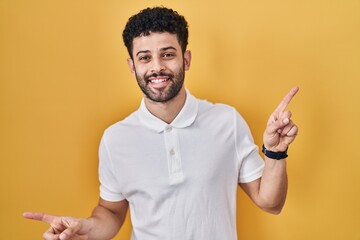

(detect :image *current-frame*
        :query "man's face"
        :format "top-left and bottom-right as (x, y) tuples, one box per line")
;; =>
(128, 32), (191, 103)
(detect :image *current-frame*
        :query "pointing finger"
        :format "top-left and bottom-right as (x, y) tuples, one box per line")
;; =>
(23, 212), (56, 224)
(274, 86), (299, 113)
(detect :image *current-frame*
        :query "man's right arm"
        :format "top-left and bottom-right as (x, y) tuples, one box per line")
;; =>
(88, 198), (129, 239)
(23, 198), (129, 240)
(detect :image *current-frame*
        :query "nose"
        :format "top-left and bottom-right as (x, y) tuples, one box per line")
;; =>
(150, 56), (166, 73)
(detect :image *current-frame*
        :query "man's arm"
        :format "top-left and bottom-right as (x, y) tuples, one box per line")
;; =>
(240, 158), (287, 214)
(88, 198), (129, 239)
(23, 198), (128, 240)
(240, 87), (299, 214)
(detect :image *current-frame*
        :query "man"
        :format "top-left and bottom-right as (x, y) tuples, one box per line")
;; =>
(24, 7), (299, 240)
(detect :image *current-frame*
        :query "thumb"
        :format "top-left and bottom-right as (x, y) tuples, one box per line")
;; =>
(267, 117), (290, 135)
(59, 222), (82, 240)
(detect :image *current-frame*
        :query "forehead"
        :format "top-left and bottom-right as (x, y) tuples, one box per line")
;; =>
(132, 32), (181, 54)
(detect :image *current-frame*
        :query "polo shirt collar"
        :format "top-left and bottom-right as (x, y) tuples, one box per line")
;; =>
(138, 89), (198, 133)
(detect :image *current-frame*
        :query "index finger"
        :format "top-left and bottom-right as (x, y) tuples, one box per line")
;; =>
(23, 212), (56, 224)
(274, 86), (299, 113)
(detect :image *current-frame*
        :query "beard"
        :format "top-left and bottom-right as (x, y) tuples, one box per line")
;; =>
(135, 65), (185, 103)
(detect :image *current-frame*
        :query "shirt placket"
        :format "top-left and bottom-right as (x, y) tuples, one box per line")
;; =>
(164, 125), (184, 185)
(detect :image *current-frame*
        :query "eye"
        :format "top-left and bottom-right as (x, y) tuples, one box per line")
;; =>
(139, 55), (151, 62)
(163, 52), (175, 58)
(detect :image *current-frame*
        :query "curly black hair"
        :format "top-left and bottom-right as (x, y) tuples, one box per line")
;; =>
(122, 7), (189, 58)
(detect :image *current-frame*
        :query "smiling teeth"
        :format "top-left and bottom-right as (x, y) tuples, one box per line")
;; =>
(151, 78), (168, 83)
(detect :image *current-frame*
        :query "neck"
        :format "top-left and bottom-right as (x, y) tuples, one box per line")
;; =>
(144, 87), (186, 124)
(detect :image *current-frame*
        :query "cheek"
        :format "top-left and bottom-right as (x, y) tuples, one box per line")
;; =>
(133, 65), (147, 76)
(168, 60), (184, 71)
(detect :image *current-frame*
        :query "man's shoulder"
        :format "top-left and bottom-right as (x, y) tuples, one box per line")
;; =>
(197, 98), (237, 116)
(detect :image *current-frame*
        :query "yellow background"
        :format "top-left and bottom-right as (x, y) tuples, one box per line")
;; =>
(1, 0), (359, 239)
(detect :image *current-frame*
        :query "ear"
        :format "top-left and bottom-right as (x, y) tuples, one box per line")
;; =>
(183, 50), (192, 71)
(127, 58), (136, 75)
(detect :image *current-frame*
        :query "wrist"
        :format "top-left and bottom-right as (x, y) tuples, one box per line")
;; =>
(262, 144), (288, 160)
(83, 217), (95, 238)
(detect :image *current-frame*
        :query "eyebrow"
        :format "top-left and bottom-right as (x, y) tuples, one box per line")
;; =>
(136, 50), (150, 57)
(135, 46), (177, 57)
(161, 46), (177, 52)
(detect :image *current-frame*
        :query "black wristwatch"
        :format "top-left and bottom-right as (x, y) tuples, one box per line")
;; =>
(262, 144), (288, 160)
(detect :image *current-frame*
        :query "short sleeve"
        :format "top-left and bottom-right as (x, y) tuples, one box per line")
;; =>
(233, 109), (265, 183)
(98, 134), (126, 201)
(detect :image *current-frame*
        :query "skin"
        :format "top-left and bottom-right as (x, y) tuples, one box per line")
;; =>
(23, 32), (299, 239)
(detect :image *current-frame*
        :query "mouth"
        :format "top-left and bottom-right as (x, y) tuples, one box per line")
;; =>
(145, 73), (172, 89)
(146, 77), (171, 90)
(148, 77), (170, 84)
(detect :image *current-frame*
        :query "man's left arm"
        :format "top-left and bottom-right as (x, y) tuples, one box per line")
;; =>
(240, 86), (299, 214)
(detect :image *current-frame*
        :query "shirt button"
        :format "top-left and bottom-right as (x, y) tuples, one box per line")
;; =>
(170, 149), (175, 156)
(165, 125), (172, 132)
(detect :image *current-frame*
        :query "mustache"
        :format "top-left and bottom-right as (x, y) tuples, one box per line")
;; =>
(144, 72), (174, 82)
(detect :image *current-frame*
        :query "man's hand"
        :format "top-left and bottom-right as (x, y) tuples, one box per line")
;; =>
(23, 212), (93, 240)
(263, 86), (299, 152)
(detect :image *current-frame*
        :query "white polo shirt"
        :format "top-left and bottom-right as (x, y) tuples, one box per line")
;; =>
(99, 90), (264, 240)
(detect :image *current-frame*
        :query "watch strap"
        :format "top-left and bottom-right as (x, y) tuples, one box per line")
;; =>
(262, 144), (288, 160)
